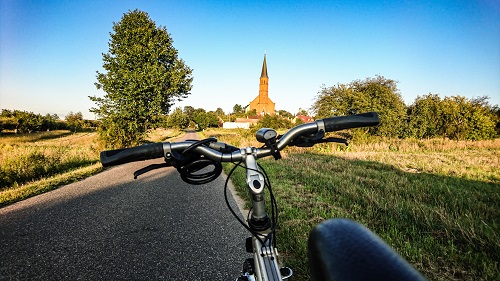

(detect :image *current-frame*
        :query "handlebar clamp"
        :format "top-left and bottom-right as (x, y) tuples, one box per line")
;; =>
(316, 120), (326, 134)
(162, 142), (176, 165)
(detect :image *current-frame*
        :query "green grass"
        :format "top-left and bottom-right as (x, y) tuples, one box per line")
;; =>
(213, 131), (500, 281)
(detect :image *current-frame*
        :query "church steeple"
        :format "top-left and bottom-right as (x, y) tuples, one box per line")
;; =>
(248, 53), (275, 115)
(259, 54), (269, 100)
(261, 54), (268, 78)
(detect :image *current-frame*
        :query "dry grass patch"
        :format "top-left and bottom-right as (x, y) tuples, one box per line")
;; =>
(308, 138), (500, 184)
(147, 128), (182, 142)
(0, 129), (187, 206)
(0, 131), (103, 206)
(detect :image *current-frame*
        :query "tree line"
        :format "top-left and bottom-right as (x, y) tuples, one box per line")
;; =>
(311, 75), (500, 141)
(163, 105), (307, 131)
(0, 109), (99, 134)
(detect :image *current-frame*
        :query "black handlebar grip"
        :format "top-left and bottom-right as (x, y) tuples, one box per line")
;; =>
(100, 142), (164, 167)
(321, 112), (379, 132)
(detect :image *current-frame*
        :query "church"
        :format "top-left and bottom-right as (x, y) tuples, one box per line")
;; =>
(248, 54), (275, 115)
(223, 54), (275, 129)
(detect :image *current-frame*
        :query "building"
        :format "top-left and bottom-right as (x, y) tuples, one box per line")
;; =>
(222, 116), (259, 129)
(248, 54), (275, 115)
(223, 54), (275, 129)
(295, 115), (315, 123)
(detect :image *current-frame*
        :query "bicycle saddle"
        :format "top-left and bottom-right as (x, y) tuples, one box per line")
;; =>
(308, 219), (427, 281)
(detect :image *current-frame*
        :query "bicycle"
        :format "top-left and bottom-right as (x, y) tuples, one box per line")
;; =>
(100, 112), (426, 281)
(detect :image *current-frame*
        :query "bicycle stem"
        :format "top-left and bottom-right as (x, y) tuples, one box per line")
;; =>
(243, 147), (271, 231)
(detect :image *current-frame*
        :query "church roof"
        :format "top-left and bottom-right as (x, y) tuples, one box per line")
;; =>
(261, 54), (268, 78)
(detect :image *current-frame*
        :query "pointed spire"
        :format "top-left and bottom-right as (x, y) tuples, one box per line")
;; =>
(261, 53), (268, 78)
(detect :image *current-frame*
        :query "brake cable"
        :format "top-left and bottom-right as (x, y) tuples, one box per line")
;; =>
(172, 137), (222, 185)
(133, 137), (223, 185)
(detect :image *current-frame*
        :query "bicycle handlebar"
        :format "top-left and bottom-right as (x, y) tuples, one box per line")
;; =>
(100, 142), (164, 167)
(100, 112), (379, 167)
(321, 112), (379, 132)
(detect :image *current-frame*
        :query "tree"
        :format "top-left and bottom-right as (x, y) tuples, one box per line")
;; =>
(41, 114), (61, 131)
(491, 104), (500, 134)
(206, 111), (220, 128)
(0, 109), (18, 132)
(167, 107), (189, 129)
(406, 95), (498, 140)
(350, 76), (407, 137)
(12, 110), (43, 133)
(257, 114), (293, 130)
(406, 94), (444, 138)
(189, 108), (220, 130)
(65, 112), (84, 132)
(467, 97), (498, 140)
(215, 107), (225, 116)
(0, 110), (65, 133)
(232, 104), (244, 114)
(297, 108), (308, 116)
(247, 109), (257, 117)
(440, 96), (497, 140)
(183, 106), (195, 121)
(311, 76), (407, 138)
(277, 110), (293, 119)
(192, 108), (206, 130)
(89, 9), (193, 148)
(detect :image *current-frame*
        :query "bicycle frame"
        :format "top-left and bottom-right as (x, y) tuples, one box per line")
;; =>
(250, 236), (283, 281)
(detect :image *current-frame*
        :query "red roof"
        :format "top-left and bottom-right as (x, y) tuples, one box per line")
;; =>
(296, 115), (314, 123)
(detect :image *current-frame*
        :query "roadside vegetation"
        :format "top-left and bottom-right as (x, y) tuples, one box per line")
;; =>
(0, 128), (181, 207)
(0, 131), (102, 206)
(204, 128), (500, 281)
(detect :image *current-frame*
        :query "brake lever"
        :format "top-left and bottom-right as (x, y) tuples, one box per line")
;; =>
(318, 137), (349, 146)
(134, 163), (170, 179)
(290, 136), (348, 147)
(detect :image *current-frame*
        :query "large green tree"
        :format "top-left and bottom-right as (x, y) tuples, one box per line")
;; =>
(183, 106), (195, 121)
(311, 76), (407, 138)
(90, 9), (193, 148)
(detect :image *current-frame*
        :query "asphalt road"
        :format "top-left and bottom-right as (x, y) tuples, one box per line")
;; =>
(0, 132), (250, 280)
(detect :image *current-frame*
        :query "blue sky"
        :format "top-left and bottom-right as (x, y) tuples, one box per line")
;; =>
(1, 0), (499, 120)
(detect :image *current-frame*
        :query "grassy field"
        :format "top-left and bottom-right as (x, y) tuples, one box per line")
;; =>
(204, 128), (500, 281)
(0, 129), (181, 207)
